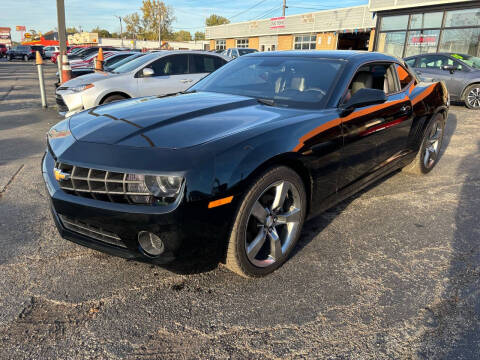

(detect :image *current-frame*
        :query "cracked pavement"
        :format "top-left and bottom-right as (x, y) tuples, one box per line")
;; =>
(0, 59), (479, 359)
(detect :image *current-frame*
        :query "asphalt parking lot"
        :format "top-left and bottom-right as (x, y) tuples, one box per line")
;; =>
(0, 59), (479, 359)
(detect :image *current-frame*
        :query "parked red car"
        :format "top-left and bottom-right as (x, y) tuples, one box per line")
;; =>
(0, 44), (8, 57)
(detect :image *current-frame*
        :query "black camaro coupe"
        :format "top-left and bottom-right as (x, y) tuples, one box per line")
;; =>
(43, 51), (449, 277)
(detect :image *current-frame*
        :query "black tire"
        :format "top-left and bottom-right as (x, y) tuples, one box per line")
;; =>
(225, 166), (307, 277)
(464, 84), (480, 110)
(403, 113), (445, 175)
(101, 94), (128, 104)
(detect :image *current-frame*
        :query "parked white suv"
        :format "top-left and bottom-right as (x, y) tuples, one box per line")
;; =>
(44, 46), (60, 58)
(55, 51), (229, 117)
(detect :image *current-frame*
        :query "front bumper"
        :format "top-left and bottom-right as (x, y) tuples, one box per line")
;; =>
(42, 149), (235, 265)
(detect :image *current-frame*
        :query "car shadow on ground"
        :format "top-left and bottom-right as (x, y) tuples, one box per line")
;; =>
(417, 140), (480, 358)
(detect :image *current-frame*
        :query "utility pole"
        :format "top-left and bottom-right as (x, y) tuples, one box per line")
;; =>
(115, 16), (123, 47)
(56, 0), (67, 83)
(282, 0), (287, 17)
(158, 12), (164, 49)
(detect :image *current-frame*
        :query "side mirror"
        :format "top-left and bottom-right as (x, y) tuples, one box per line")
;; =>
(142, 67), (154, 77)
(442, 65), (458, 74)
(340, 88), (387, 117)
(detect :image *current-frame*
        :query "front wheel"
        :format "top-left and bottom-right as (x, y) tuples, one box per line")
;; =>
(403, 113), (445, 175)
(225, 166), (307, 277)
(464, 84), (480, 109)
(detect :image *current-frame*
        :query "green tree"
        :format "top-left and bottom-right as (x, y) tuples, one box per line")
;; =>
(205, 14), (230, 27)
(66, 27), (79, 34)
(91, 27), (112, 38)
(174, 30), (192, 41)
(194, 31), (205, 40)
(123, 13), (142, 39)
(140, 0), (175, 41)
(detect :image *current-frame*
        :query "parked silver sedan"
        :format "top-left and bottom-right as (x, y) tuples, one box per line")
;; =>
(404, 53), (480, 109)
(56, 51), (230, 117)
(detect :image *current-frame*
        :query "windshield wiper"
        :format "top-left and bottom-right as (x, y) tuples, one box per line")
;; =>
(256, 98), (275, 106)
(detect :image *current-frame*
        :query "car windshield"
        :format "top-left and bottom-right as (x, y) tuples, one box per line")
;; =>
(238, 49), (257, 56)
(190, 56), (344, 109)
(450, 53), (480, 69)
(105, 54), (144, 71)
(111, 53), (157, 74)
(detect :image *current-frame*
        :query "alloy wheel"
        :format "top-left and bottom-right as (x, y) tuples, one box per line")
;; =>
(244, 180), (302, 267)
(467, 87), (480, 108)
(423, 120), (443, 169)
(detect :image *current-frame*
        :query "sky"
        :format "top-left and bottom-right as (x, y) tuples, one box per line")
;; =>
(0, 0), (368, 42)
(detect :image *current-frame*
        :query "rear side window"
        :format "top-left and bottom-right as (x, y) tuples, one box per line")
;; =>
(405, 58), (416, 67)
(395, 64), (414, 89)
(149, 55), (188, 76)
(189, 55), (226, 73)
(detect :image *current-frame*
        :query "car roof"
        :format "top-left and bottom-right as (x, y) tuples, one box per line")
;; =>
(247, 50), (400, 63)
(405, 52), (472, 59)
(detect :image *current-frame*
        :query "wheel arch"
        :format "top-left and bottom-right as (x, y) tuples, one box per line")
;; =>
(99, 91), (131, 105)
(240, 153), (313, 216)
(461, 82), (480, 100)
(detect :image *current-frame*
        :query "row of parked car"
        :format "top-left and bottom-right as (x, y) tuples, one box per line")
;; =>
(56, 50), (231, 116)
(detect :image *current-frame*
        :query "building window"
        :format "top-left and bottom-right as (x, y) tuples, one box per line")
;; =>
(376, 7), (480, 58)
(236, 39), (249, 48)
(216, 39), (226, 51)
(294, 34), (316, 50)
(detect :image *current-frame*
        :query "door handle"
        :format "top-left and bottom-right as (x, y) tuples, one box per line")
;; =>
(180, 79), (193, 83)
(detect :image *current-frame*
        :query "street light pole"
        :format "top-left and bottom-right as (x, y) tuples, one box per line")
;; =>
(158, 14), (163, 49)
(115, 15), (123, 47)
(282, 0), (287, 17)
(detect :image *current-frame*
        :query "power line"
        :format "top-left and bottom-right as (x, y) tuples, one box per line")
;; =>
(228, 0), (270, 20)
(252, 5), (281, 20)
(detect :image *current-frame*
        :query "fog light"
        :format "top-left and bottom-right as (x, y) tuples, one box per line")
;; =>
(138, 231), (165, 256)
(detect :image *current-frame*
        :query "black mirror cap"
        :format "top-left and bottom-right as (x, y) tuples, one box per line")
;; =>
(442, 65), (458, 73)
(340, 88), (387, 117)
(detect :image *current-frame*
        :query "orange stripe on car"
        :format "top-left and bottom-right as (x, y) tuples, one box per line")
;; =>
(208, 196), (234, 208)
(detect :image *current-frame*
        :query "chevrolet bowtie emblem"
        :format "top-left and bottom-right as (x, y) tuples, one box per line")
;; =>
(54, 167), (70, 181)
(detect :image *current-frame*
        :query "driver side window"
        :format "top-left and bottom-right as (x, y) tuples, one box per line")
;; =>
(147, 55), (188, 76)
(343, 63), (398, 104)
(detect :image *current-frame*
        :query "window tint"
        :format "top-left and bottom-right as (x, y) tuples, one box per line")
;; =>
(380, 15), (409, 31)
(149, 54), (188, 76)
(417, 55), (452, 69)
(190, 55), (225, 73)
(344, 63), (398, 104)
(396, 64), (413, 89)
(405, 58), (416, 67)
(190, 56), (344, 109)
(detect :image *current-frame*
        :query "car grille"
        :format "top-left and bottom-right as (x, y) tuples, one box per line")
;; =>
(56, 95), (68, 113)
(54, 161), (152, 205)
(59, 215), (126, 248)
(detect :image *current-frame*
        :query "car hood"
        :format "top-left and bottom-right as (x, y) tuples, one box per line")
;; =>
(60, 72), (115, 88)
(68, 92), (298, 149)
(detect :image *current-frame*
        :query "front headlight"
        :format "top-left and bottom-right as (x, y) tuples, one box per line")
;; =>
(70, 83), (94, 92)
(127, 174), (184, 204)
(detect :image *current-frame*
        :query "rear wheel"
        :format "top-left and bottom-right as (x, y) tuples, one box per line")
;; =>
(464, 84), (480, 109)
(403, 113), (445, 175)
(101, 94), (128, 104)
(225, 166), (307, 277)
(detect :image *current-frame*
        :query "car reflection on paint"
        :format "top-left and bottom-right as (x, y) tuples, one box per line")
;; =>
(43, 51), (448, 277)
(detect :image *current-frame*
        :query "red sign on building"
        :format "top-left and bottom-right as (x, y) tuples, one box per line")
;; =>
(270, 16), (285, 29)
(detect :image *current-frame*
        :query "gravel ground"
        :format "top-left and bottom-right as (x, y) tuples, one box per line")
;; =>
(0, 59), (479, 359)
